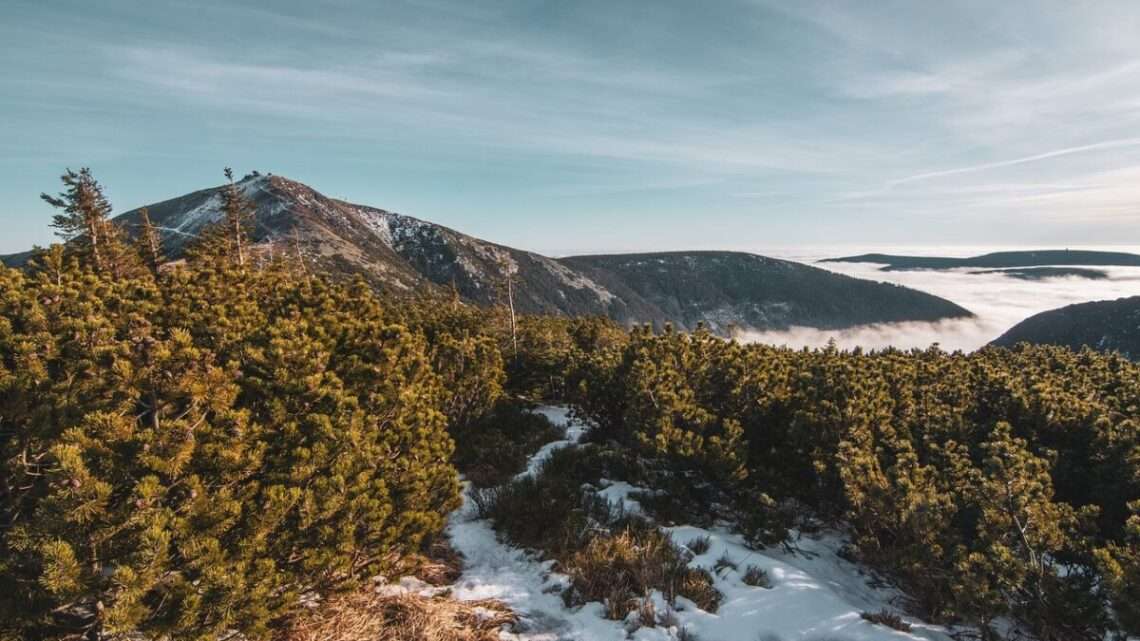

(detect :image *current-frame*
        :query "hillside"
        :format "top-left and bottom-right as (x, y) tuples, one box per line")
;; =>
(3, 173), (972, 332)
(991, 295), (1140, 358)
(968, 266), (1109, 280)
(822, 249), (1140, 272)
(562, 251), (970, 331)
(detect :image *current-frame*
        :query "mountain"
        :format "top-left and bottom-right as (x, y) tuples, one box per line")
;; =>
(991, 296), (1140, 359)
(561, 252), (970, 331)
(2, 173), (973, 333)
(822, 249), (1140, 272)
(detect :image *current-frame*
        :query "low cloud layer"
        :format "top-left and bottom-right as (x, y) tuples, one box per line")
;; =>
(742, 246), (1140, 352)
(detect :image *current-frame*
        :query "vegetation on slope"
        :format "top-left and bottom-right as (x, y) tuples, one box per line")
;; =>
(968, 266), (1110, 280)
(0, 170), (509, 641)
(563, 326), (1140, 640)
(2, 174), (976, 335)
(993, 295), (1140, 359)
(562, 251), (973, 332)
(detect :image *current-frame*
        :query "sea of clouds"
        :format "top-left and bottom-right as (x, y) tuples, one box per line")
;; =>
(742, 245), (1140, 352)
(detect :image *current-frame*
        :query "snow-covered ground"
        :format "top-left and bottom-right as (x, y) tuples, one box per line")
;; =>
(445, 406), (955, 641)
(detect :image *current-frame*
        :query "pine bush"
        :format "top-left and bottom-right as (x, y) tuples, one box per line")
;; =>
(0, 253), (460, 640)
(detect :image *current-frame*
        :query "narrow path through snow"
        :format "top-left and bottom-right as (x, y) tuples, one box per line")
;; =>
(445, 406), (956, 641)
(447, 406), (630, 640)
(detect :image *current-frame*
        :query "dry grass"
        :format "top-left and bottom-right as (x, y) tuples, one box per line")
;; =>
(280, 590), (517, 641)
(385, 539), (465, 587)
(860, 609), (911, 632)
(559, 526), (721, 620)
(742, 565), (771, 588)
(675, 567), (721, 612)
(713, 552), (738, 576)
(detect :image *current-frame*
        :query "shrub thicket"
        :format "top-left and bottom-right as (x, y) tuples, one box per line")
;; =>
(477, 445), (721, 622)
(451, 402), (564, 488)
(6, 168), (1139, 640)
(0, 171), (491, 641)
(568, 326), (1140, 639)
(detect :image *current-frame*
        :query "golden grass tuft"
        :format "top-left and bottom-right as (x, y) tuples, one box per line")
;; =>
(280, 590), (516, 641)
(559, 526), (722, 620)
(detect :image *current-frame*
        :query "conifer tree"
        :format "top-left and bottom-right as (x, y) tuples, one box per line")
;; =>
(40, 168), (113, 272)
(1096, 505), (1140, 634)
(221, 167), (253, 267)
(183, 169), (257, 267)
(136, 207), (164, 275)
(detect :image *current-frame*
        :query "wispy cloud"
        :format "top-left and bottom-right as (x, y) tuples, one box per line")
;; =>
(105, 43), (900, 176)
(5, 0), (1140, 254)
(887, 138), (1140, 187)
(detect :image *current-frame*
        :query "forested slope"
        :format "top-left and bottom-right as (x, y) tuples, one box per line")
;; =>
(993, 295), (1140, 359)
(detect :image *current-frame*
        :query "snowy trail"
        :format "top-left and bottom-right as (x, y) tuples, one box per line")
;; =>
(445, 406), (955, 641)
(447, 406), (630, 640)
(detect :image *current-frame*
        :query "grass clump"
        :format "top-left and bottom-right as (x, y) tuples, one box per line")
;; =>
(559, 524), (721, 619)
(675, 566), (721, 612)
(685, 535), (711, 556)
(860, 609), (911, 632)
(741, 565), (771, 588)
(713, 552), (738, 576)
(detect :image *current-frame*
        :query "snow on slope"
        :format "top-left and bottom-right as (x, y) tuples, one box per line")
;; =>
(447, 406), (630, 640)
(445, 407), (955, 641)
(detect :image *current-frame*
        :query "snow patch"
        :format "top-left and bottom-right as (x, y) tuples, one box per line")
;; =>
(543, 259), (616, 304)
(663, 525), (950, 641)
(174, 193), (224, 232)
(445, 405), (954, 640)
(354, 207), (397, 246)
(448, 407), (631, 640)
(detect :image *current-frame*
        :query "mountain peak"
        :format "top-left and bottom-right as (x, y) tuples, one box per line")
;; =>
(1, 178), (973, 333)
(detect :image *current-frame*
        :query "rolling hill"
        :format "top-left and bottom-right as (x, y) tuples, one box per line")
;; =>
(991, 296), (1140, 359)
(822, 249), (1140, 273)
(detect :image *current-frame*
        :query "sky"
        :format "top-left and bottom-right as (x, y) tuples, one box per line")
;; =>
(5, 0), (1140, 255)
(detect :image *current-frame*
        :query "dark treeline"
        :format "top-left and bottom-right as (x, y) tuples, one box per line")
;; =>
(1, 169), (1137, 640)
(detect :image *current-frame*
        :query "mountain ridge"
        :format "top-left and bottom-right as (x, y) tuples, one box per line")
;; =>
(2, 173), (973, 333)
(822, 249), (1140, 272)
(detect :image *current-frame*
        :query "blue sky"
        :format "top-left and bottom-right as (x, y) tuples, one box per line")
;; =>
(4, 0), (1140, 255)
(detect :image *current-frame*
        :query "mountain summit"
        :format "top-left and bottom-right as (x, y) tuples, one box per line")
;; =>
(3, 173), (972, 333)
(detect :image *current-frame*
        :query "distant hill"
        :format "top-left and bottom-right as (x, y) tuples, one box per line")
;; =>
(2, 173), (973, 333)
(968, 267), (1109, 281)
(822, 249), (1140, 272)
(991, 296), (1140, 359)
(562, 252), (970, 331)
